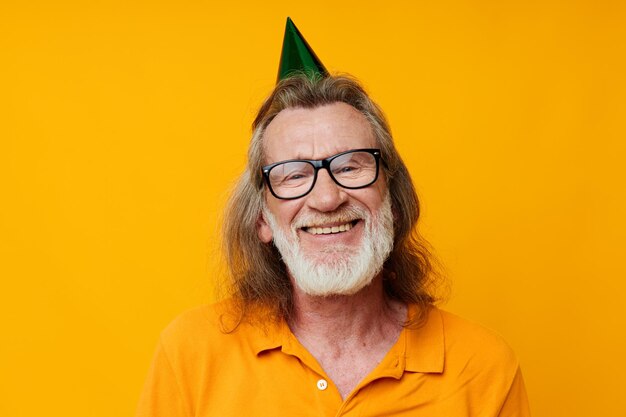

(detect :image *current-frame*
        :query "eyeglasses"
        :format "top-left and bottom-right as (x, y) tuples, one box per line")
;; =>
(262, 148), (382, 200)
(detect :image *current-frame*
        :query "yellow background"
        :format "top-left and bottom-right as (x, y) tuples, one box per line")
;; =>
(1, 1), (624, 416)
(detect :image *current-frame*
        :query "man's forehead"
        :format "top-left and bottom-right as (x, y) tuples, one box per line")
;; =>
(262, 103), (376, 161)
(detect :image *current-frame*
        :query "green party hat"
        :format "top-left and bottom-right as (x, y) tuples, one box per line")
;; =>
(277, 17), (328, 82)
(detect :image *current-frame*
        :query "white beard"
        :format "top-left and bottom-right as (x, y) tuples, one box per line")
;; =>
(263, 194), (394, 297)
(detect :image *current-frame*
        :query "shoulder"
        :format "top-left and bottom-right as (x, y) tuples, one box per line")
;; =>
(158, 301), (243, 361)
(161, 303), (221, 341)
(430, 308), (520, 378)
(158, 301), (277, 363)
(438, 309), (518, 361)
(156, 304), (217, 364)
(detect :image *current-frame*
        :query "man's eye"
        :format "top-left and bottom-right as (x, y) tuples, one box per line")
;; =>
(336, 165), (359, 174)
(282, 172), (311, 183)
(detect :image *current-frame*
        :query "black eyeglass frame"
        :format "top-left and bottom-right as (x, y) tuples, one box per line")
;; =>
(261, 148), (382, 200)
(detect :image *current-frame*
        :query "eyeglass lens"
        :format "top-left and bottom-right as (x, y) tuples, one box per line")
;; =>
(267, 150), (378, 199)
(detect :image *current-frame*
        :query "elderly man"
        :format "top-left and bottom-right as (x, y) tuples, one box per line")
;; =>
(136, 20), (530, 417)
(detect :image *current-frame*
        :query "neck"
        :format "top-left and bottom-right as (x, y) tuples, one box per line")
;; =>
(289, 275), (406, 341)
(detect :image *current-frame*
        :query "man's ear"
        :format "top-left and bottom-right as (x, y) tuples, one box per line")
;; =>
(257, 213), (273, 243)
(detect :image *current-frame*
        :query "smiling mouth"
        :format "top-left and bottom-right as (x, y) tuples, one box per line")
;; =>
(302, 221), (358, 235)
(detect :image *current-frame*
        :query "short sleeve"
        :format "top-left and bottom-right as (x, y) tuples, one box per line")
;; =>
(135, 338), (190, 417)
(498, 365), (532, 417)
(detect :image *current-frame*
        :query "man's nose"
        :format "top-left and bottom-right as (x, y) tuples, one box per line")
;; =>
(305, 169), (347, 212)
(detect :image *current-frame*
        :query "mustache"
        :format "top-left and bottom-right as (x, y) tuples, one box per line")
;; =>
(291, 205), (369, 230)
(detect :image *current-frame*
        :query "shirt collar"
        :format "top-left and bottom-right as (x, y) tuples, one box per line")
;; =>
(250, 319), (287, 355)
(249, 304), (445, 374)
(403, 305), (445, 373)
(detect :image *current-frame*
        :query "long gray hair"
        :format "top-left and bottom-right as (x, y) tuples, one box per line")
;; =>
(222, 74), (440, 326)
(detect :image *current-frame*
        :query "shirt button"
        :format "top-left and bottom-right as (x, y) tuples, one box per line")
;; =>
(316, 379), (328, 391)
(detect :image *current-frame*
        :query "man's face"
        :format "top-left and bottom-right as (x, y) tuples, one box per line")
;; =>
(258, 102), (393, 296)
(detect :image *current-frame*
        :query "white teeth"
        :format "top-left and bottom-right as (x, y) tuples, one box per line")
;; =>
(306, 222), (353, 235)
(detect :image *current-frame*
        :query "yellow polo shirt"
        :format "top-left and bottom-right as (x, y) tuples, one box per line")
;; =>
(136, 303), (530, 417)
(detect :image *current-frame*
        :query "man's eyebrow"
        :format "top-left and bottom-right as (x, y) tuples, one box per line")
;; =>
(288, 149), (358, 162)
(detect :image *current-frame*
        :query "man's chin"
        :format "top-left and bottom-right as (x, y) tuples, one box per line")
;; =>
(293, 273), (375, 298)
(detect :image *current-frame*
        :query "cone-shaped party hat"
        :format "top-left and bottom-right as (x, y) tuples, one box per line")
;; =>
(277, 17), (328, 82)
